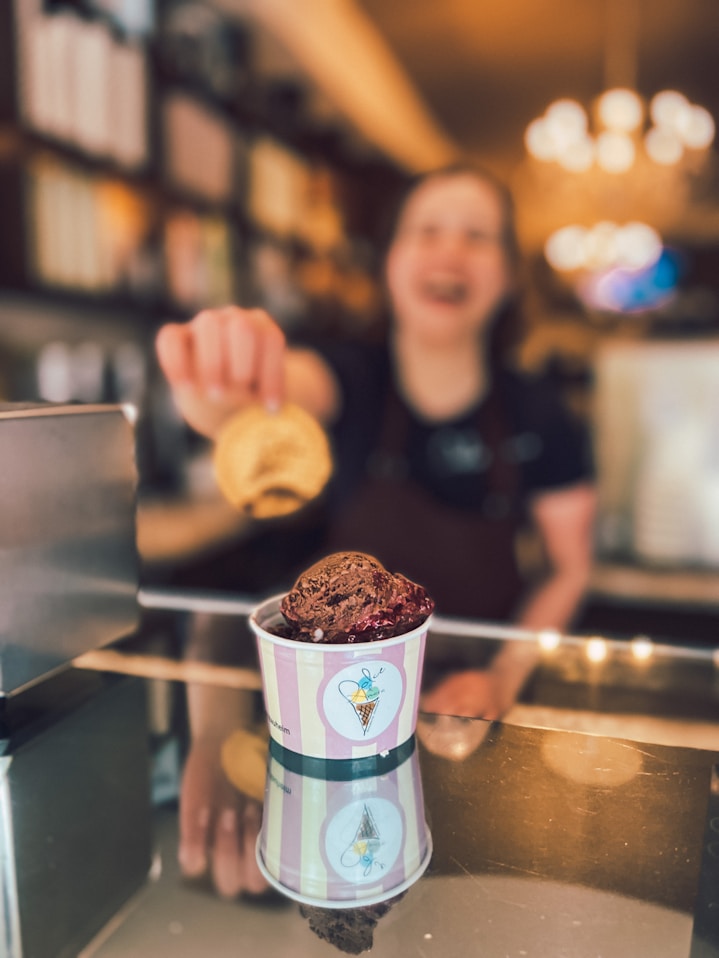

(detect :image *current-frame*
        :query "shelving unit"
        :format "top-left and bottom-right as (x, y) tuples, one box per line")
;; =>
(0, 0), (404, 323)
(0, 0), (406, 491)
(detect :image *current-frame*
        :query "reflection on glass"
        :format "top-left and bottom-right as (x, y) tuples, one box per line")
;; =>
(178, 683), (269, 900)
(416, 712), (492, 761)
(256, 738), (432, 952)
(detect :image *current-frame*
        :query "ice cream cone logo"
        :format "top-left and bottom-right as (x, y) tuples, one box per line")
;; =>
(340, 802), (384, 876)
(338, 667), (383, 736)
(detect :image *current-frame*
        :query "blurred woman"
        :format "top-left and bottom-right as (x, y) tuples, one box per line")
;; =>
(157, 164), (596, 718)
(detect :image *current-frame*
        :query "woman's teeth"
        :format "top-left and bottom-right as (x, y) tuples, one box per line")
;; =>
(423, 278), (467, 304)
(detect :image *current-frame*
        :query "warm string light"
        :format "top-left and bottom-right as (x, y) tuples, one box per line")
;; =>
(537, 628), (562, 651)
(397, 613), (717, 669)
(533, 631), (666, 665)
(630, 636), (654, 661)
(586, 637), (609, 663)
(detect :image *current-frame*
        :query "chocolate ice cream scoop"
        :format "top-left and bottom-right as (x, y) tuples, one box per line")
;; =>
(279, 551), (434, 644)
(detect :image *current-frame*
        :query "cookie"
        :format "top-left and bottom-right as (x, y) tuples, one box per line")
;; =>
(213, 403), (333, 519)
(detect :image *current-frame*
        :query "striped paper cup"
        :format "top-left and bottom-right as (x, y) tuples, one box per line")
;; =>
(256, 742), (432, 907)
(250, 595), (431, 765)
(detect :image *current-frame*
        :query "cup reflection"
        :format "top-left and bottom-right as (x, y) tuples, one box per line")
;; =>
(256, 736), (432, 909)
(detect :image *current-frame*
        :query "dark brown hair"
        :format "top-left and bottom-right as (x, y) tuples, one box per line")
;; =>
(387, 163), (520, 266)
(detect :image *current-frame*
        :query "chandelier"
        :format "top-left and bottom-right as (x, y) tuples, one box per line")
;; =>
(525, 88), (714, 176)
(529, 84), (712, 293)
(524, 0), (715, 176)
(522, 0), (716, 311)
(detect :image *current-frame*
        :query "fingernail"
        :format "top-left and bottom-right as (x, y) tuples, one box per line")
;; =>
(220, 808), (237, 832)
(178, 846), (207, 876)
(264, 397), (281, 414)
(197, 806), (211, 828)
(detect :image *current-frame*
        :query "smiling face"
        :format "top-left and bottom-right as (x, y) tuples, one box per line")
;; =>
(385, 172), (515, 348)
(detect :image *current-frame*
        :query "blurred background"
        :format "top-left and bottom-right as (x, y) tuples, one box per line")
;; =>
(2, 0), (719, 622)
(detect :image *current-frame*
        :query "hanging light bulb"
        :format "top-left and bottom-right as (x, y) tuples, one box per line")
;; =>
(525, 89), (713, 173)
(645, 126), (684, 165)
(545, 220), (662, 272)
(583, 221), (621, 269)
(557, 135), (595, 172)
(650, 90), (691, 131)
(529, 0), (713, 306)
(524, 117), (557, 161)
(596, 130), (635, 172)
(526, 99), (589, 162)
(597, 87), (644, 132)
(544, 99), (588, 148)
(544, 225), (589, 271)
(614, 222), (662, 270)
(677, 105), (715, 150)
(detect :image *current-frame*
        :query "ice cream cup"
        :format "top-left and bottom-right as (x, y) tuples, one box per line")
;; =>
(250, 595), (431, 765)
(256, 739), (432, 907)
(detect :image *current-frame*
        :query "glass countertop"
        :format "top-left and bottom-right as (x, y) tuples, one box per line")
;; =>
(2, 593), (719, 958)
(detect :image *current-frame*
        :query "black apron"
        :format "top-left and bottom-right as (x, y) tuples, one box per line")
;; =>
(324, 379), (526, 622)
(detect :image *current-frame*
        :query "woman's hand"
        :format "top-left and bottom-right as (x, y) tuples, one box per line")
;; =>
(420, 669), (507, 721)
(178, 736), (269, 899)
(155, 306), (286, 438)
(156, 305), (340, 439)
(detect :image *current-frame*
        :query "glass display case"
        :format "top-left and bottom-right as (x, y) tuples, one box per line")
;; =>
(3, 595), (718, 958)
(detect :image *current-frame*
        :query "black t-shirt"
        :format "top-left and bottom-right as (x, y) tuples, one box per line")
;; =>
(316, 339), (594, 515)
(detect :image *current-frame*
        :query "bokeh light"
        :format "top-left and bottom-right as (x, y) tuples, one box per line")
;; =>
(677, 105), (715, 149)
(545, 221), (662, 275)
(631, 636), (654, 661)
(557, 135), (595, 172)
(537, 628), (562, 651)
(650, 90), (691, 130)
(524, 117), (557, 161)
(526, 87), (713, 172)
(580, 248), (682, 313)
(544, 99), (588, 147)
(586, 637), (608, 662)
(596, 131), (635, 173)
(597, 88), (644, 132)
(645, 126), (684, 165)
(544, 225), (588, 271)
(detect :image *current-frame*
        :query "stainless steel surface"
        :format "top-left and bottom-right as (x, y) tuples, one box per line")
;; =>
(0, 403), (139, 695)
(1, 677), (152, 958)
(0, 756), (21, 958)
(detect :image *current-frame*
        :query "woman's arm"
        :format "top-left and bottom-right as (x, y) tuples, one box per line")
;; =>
(483, 480), (597, 711)
(155, 306), (341, 439)
(516, 480), (597, 631)
(421, 481), (597, 720)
